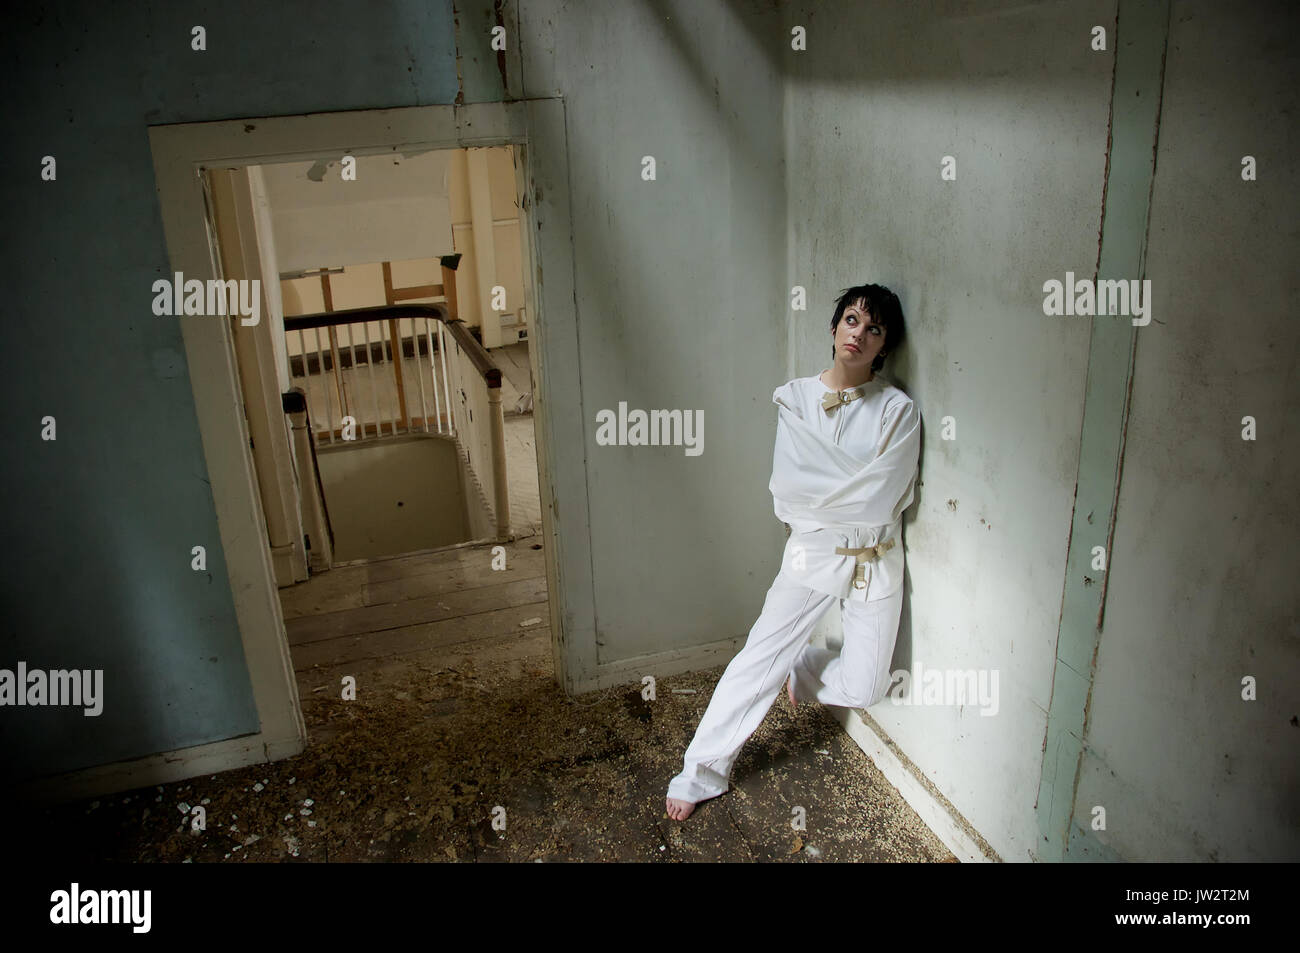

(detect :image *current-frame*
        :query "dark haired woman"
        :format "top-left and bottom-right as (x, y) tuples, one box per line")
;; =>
(666, 284), (922, 821)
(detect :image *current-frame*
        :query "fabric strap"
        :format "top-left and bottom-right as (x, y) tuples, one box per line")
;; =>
(821, 387), (865, 414)
(835, 539), (897, 589)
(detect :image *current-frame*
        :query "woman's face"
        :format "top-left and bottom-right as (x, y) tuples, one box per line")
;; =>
(833, 299), (887, 367)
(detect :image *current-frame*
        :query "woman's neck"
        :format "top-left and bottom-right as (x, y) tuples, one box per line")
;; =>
(821, 363), (874, 391)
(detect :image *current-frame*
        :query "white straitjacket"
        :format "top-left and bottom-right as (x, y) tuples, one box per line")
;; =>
(769, 371), (922, 603)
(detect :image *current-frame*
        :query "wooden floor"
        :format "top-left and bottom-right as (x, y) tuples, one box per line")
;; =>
(281, 538), (552, 691)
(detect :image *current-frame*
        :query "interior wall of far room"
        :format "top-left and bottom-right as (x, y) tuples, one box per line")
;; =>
(316, 436), (470, 561)
(276, 146), (528, 362)
(261, 150), (455, 274)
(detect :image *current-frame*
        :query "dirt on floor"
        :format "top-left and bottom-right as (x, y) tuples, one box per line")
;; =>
(11, 646), (957, 863)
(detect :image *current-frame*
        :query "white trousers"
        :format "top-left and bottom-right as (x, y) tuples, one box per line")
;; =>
(666, 569), (903, 804)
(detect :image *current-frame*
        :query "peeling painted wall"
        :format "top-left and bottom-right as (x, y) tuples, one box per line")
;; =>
(1077, 0), (1300, 862)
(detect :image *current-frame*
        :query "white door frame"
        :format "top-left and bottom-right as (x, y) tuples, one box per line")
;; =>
(30, 101), (592, 798)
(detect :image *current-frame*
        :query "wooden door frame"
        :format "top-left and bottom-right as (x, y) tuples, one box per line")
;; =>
(130, 100), (593, 791)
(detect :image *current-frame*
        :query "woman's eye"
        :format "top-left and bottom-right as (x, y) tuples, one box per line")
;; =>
(868, 325), (881, 334)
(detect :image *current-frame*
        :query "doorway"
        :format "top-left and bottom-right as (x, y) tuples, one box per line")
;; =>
(148, 101), (592, 780)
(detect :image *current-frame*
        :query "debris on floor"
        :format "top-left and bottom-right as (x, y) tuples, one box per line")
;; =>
(9, 539), (955, 863)
(11, 650), (955, 863)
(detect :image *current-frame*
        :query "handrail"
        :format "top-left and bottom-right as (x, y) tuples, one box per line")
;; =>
(442, 321), (502, 388)
(285, 305), (501, 389)
(284, 304), (445, 333)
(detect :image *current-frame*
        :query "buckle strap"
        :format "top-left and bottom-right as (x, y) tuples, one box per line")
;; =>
(834, 539), (896, 590)
(821, 387), (865, 414)
(834, 539), (896, 562)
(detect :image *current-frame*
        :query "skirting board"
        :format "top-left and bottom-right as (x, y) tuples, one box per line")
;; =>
(13, 732), (307, 805)
(575, 635), (747, 694)
(271, 542), (299, 588)
(833, 706), (999, 863)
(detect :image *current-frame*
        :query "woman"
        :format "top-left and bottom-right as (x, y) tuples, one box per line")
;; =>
(665, 283), (922, 821)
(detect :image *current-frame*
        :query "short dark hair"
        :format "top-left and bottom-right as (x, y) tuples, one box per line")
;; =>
(829, 284), (906, 372)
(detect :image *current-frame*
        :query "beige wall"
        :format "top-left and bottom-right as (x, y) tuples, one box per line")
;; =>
(448, 146), (528, 335)
(316, 435), (469, 562)
(260, 150), (455, 273)
(277, 144), (526, 358)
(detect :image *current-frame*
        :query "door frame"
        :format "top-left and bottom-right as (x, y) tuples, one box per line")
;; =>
(121, 99), (594, 791)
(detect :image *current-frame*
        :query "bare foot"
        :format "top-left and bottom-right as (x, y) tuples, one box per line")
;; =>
(787, 676), (797, 709)
(665, 797), (696, 821)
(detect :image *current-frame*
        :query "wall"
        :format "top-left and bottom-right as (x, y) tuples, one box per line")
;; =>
(260, 150), (455, 272)
(277, 145), (526, 340)
(447, 146), (529, 334)
(1, 0), (788, 783)
(1076, 0), (1300, 862)
(0, 0), (460, 783)
(519, 0), (788, 663)
(786, 0), (1109, 862)
(784, 0), (1299, 862)
(316, 436), (468, 561)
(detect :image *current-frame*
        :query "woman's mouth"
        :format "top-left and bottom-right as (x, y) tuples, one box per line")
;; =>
(845, 343), (860, 353)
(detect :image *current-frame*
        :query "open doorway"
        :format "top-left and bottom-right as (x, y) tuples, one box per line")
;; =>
(144, 103), (592, 794)
(205, 139), (556, 719)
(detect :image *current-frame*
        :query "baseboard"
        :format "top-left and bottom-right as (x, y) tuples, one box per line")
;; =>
(329, 535), (502, 569)
(834, 707), (1000, 863)
(571, 635), (747, 694)
(271, 542), (297, 587)
(13, 731), (307, 805)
